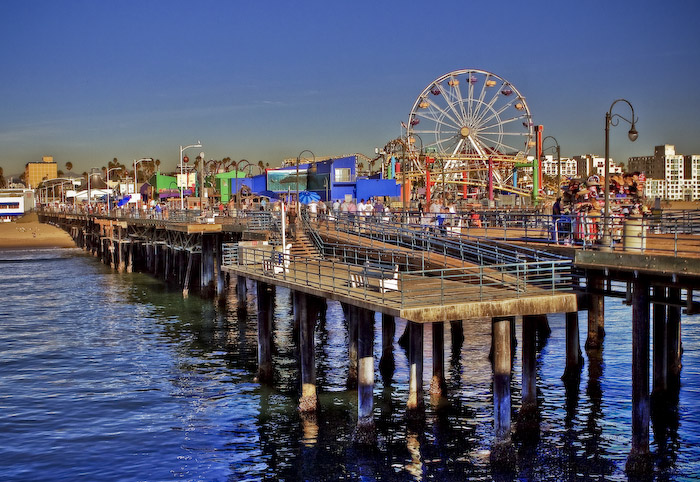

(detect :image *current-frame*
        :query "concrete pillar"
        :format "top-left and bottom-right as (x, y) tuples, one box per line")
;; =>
(127, 242), (133, 273)
(406, 321), (424, 416)
(256, 281), (274, 384)
(667, 287), (682, 391)
(379, 313), (395, 382)
(353, 306), (376, 443)
(586, 275), (605, 350)
(429, 322), (446, 405)
(237, 275), (247, 307)
(652, 286), (668, 395)
(563, 311), (583, 382)
(626, 278), (653, 475)
(299, 294), (322, 414)
(490, 316), (516, 469)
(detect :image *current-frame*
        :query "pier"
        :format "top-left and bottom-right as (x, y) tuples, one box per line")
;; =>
(39, 208), (700, 474)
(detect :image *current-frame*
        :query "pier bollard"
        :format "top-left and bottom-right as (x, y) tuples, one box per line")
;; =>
(490, 316), (516, 470)
(626, 278), (653, 476)
(353, 307), (376, 444)
(406, 321), (424, 418)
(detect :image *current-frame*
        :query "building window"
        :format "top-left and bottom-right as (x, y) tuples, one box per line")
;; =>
(335, 168), (352, 182)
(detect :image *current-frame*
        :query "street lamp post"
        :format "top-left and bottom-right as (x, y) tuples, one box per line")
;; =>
(602, 99), (638, 247)
(296, 149), (315, 212)
(409, 134), (423, 210)
(133, 158), (153, 210)
(180, 142), (202, 210)
(541, 135), (561, 197)
(234, 160), (252, 210)
(106, 167), (123, 216)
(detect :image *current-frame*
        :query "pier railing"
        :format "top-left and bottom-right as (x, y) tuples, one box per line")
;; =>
(221, 245), (574, 308)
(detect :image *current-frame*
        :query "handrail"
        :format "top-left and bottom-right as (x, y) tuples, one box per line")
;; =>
(222, 246), (574, 309)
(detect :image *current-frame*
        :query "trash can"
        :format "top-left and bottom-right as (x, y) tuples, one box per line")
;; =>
(623, 217), (646, 252)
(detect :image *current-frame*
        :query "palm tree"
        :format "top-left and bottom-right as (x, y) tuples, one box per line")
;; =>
(257, 160), (265, 174)
(0, 166), (5, 188)
(65, 161), (73, 172)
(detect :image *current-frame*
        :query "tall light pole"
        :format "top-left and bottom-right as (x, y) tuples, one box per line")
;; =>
(603, 99), (638, 246)
(541, 135), (561, 197)
(106, 167), (122, 215)
(133, 158), (153, 209)
(409, 134), (423, 209)
(296, 149), (315, 212)
(234, 159), (252, 210)
(180, 142), (202, 210)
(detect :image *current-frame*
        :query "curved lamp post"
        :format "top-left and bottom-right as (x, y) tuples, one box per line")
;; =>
(408, 134), (423, 211)
(296, 149), (315, 211)
(234, 159), (252, 210)
(133, 158), (153, 209)
(603, 99), (638, 246)
(541, 135), (561, 197)
(179, 142), (202, 210)
(106, 167), (123, 215)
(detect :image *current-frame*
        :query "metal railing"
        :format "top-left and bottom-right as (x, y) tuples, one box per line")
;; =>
(222, 246), (574, 309)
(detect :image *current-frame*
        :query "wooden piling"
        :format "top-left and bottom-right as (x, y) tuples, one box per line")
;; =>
(586, 275), (605, 350)
(406, 321), (424, 416)
(652, 286), (668, 395)
(346, 304), (358, 389)
(299, 294), (322, 414)
(626, 278), (653, 475)
(563, 311), (583, 382)
(379, 313), (395, 382)
(667, 287), (682, 391)
(517, 314), (538, 437)
(429, 322), (446, 405)
(256, 281), (274, 384)
(491, 316), (516, 469)
(353, 306), (376, 443)
(237, 275), (247, 306)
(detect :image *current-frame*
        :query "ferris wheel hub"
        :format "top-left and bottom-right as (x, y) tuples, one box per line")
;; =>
(460, 126), (471, 137)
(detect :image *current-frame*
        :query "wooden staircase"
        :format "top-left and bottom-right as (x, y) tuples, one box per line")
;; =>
(289, 229), (319, 258)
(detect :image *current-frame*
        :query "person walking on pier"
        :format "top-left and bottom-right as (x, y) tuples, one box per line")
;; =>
(287, 206), (298, 239)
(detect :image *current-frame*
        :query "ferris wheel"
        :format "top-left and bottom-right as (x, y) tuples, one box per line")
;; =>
(407, 69), (534, 160)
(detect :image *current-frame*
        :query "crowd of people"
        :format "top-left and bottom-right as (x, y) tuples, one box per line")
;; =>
(552, 172), (649, 244)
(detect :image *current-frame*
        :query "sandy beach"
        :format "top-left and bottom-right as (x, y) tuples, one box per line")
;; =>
(0, 213), (76, 249)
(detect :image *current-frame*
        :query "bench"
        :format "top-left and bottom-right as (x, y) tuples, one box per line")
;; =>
(349, 261), (399, 293)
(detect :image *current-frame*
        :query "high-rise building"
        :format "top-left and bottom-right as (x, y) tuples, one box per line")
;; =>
(24, 156), (58, 189)
(629, 146), (700, 200)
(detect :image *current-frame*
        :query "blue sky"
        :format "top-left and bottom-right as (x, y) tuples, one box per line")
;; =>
(1, 0), (699, 175)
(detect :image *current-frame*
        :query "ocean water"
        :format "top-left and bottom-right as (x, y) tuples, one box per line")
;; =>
(0, 248), (698, 481)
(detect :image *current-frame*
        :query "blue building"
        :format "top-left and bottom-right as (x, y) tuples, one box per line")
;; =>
(229, 155), (400, 202)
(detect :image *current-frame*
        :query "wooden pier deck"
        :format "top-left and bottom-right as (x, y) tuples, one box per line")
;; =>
(222, 256), (576, 323)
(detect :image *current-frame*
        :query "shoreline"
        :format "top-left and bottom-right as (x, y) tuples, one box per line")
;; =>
(0, 215), (76, 250)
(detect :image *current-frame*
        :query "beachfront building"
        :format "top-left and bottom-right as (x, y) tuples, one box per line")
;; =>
(541, 155), (578, 178)
(628, 145), (700, 200)
(24, 156), (58, 189)
(573, 154), (623, 179)
(0, 188), (35, 220)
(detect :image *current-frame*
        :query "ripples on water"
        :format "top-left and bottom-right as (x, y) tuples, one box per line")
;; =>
(0, 248), (698, 481)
